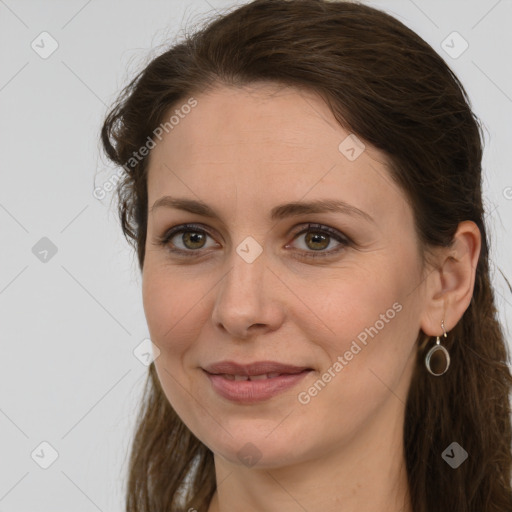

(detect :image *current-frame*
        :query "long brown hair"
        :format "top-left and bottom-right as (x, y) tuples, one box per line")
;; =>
(100, 1), (512, 510)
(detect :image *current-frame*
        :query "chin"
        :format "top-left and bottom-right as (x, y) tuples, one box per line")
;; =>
(192, 417), (315, 469)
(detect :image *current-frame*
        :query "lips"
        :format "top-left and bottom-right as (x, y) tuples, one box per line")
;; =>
(202, 360), (313, 403)
(219, 372), (282, 381)
(203, 360), (311, 377)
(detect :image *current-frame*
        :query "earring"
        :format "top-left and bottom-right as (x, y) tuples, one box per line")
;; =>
(425, 319), (450, 376)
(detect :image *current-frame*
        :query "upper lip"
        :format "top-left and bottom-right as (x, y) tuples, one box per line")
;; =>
(203, 360), (312, 376)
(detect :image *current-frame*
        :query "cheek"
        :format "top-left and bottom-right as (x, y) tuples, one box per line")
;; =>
(294, 276), (416, 439)
(142, 264), (209, 426)
(142, 263), (205, 355)
(315, 272), (401, 343)
(310, 256), (419, 383)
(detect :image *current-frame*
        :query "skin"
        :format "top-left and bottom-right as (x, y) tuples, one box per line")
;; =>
(142, 82), (481, 512)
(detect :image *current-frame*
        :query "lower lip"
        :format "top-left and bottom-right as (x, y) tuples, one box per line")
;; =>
(204, 370), (312, 404)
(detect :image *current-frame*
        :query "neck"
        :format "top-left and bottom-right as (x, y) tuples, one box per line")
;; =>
(207, 395), (412, 512)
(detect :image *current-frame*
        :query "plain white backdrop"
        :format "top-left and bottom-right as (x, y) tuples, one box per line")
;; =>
(0, 0), (511, 510)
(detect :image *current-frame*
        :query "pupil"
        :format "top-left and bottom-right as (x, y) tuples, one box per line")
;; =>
(306, 232), (328, 250)
(184, 232), (205, 248)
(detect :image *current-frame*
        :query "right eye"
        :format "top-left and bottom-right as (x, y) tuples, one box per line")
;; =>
(155, 223), (220, 255)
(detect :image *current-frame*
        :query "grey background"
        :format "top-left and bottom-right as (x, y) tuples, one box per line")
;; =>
(0, 0), (511, 510)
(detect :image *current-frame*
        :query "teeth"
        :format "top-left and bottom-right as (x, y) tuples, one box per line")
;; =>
(221, 373), (282, 381)
(249, 374), (268, 380)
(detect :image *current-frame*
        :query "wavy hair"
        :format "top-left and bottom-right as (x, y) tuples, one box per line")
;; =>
(100, 1), (512, 510)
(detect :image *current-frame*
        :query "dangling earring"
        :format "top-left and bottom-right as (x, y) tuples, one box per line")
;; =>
(425, 319), (450, 376)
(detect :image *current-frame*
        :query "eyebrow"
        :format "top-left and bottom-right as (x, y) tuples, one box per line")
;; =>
(149, 196), (374, 223)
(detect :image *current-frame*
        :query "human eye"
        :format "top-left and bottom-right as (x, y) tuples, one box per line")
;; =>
(153, 222), (351, 260)
(285, 223), (351, 259)
(154, 223), (219, 256)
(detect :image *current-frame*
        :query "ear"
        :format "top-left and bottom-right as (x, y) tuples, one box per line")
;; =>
(419, 220), (481, 336)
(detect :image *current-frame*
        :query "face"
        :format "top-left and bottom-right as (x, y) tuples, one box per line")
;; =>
(142, 83), (428, 469)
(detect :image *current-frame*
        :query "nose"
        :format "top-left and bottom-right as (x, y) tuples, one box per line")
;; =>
(211, 246), (284, 340)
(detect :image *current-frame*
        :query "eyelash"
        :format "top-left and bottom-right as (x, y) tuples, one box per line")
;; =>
(154, 222), (351, 259)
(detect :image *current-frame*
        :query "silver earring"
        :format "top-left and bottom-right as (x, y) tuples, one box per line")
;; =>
(425, 319), (450, 376)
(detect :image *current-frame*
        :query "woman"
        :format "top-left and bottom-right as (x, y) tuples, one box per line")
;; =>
(100, 0), (512, 510)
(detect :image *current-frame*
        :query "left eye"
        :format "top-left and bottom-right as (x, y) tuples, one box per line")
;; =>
(286, 224), (349, 257)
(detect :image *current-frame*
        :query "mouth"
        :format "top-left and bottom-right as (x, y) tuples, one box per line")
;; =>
(210, 372), (293, 381)
(202, 361), (314, 403)
(203, 360), (312, 376)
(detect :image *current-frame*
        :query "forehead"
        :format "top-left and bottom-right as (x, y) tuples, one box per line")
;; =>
(146, 83), (408, 226)
(154, 83), (348, 157)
